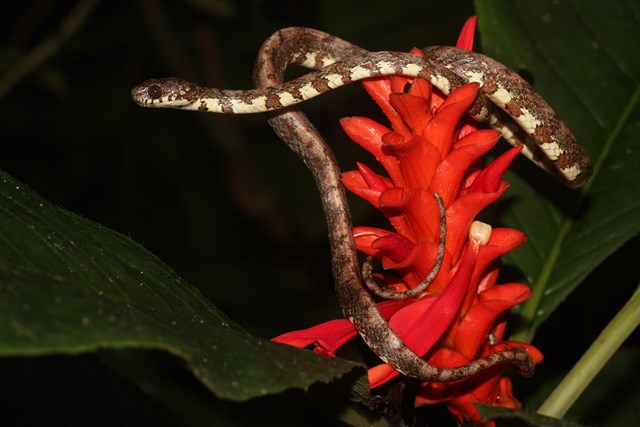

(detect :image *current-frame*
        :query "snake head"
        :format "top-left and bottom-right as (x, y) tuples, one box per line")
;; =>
(131, 77), (199, 108)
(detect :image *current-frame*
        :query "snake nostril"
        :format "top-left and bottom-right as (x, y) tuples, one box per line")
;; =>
(147, 84), (163, 100)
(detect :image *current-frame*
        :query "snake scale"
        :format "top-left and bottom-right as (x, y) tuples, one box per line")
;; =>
(132, 27), (591, 381)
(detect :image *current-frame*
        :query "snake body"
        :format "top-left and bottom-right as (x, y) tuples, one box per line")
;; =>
(132, 27), (589, 381)
(132, 37), (591, 187)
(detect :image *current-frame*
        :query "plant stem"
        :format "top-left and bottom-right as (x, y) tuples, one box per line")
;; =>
(537, 284), (640, 418)
(511, 218), (573, 344)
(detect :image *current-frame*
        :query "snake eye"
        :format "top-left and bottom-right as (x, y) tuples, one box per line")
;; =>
(147, 84), (163, 100)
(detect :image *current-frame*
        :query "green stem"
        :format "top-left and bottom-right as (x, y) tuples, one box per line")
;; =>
(512, 218), (574, 343)
(537, 284), (640, 418)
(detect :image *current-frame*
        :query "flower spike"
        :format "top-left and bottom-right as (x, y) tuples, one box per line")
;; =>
(269, 18), (543, 426)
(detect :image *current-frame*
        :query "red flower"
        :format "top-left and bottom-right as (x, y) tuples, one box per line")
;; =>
(273, 17), (543, 426)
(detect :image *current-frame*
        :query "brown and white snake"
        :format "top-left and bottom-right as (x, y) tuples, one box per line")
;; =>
(132, 27), (591, 382)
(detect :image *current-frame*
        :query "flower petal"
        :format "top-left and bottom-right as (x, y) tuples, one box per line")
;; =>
(371, 233), (415, 264)
(342, 169), (385, 207)
(455, 283), (533, 358)
(340, 116), (404, 184)
(353, 226), (394, 256)
(389, 92), (432, 134)
(361, 78), (411, 136)
(469, 146), (522, 194)
(272, 319), (357, 355)
(356, 162), (392, 192)
(456, 16), (477, 50)
(422, 83), (480, 155)
(383, 133), (441, 189)
(381, 241), (442, 290)
(388, 244), (476, 356)
(379, 187), (441, 243)
(407, 77), (432, 100)
(272, 299), (414, 356)
(430, 129), (501, 205)
(369, 363), (401, 388)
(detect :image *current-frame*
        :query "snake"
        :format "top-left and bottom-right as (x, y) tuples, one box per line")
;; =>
(131, 27), (591, 381)
(132, 32), (591, 188)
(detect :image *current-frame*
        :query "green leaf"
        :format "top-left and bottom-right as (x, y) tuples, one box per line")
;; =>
(475, 0), (640, 335)
(0, 170), (366, 401)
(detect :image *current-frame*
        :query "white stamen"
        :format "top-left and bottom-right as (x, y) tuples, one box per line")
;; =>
(469, 221), (492, 246)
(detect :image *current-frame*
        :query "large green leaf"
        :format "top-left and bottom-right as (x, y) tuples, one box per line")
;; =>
(0, 170), (366, 401)
(475, 0), (640, 334)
